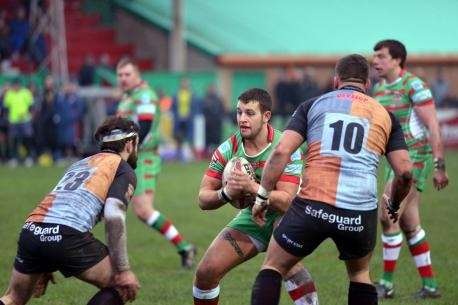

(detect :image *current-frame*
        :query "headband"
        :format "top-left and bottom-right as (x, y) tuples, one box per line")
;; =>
(102, 129), (137, 142)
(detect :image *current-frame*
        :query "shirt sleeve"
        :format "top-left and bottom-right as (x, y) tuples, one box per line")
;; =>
(106, 161), (137, 207)
(408, 77), (434, 106)
(206, 139), (233, 180)
(285, 98), (316, 138)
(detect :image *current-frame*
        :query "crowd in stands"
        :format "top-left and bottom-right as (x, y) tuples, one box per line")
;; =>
(1, 60), (457, 167)
(0, 76), (85, 167)
(0, 2), (49, 75)
(0, 74), (229, 167)
(273, 65), (458, 116)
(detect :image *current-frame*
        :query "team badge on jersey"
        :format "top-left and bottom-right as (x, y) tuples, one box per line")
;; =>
(140, 93), (150, 104)
(411, 80), (424, 91)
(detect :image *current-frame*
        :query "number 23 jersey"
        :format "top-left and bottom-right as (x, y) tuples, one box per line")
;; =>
(287, 86), (406, 211)
(26, 153), (137, 232)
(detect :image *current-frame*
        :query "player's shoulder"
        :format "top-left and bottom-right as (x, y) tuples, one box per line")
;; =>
(402, 70), (427, 89)
(118, 159), (137, 184)
(136, 82), (158, 97)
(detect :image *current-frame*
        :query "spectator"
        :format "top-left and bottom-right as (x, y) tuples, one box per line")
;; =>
(172, 77), (201, 161)
(3, 77), (35, 167)
(54, 80), (85, 164)
(78, 53), (96, 87)
(429, 67), (449, 108)
(8, 6), (30, 59)
(27, 18), (47, 67)
(34, 75), (58, 162)
(273, 66), (300, 122)
(98, 52), (113, 71)
(201, 83), (226, 154)
(0, 18), (10, 60)
(298, 67), (322, 102)
(0, 83), (11, 163)
(441, 89), (458, 108)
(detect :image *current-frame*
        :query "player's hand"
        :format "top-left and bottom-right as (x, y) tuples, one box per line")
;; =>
(115, 270), (140, 302)
(252, 191), (269, 226)
(433, 170), (449, 191)
(383, 194), (400, 223)
(252, 203), (267, 226)
(225, 169), (252, 197)
(32, 272), (56, 298)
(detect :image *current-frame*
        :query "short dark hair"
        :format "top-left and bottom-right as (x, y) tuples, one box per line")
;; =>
(237, 88), (272, 113)
(116, 57), (140, 72)
(373, 39), (407, 68)
(335, 54), (369, 84)
(94, 116), (140, 153)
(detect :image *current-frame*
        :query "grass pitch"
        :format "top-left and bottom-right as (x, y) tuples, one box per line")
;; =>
(0, 154), (457, 305)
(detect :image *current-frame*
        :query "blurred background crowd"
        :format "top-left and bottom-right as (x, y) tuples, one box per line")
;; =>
(1, 0), (458, 167)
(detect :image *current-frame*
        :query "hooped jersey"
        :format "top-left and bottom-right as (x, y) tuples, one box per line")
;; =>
(117, 81), (161, 150)
(206, 124), (303, 195)
(26, 153), (137, 232)
(287, 85), (406, 211)
(373, 69), (433, 152)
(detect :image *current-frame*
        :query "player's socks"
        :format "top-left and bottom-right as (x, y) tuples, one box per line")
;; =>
(408, 228), (438, 289)
(284, 269), (319, 305)
(251, 269), (282, 305)
(348, 282), (377, 305)
(380, 232), (403, 288)
(193, 285), (220, 305)
(147, 210), (189, 251)
(87, 287), (123, 305)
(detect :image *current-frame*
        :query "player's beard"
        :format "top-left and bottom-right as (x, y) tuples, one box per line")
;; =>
(241, 123), (262, 140)
(127, 151), (138, 169)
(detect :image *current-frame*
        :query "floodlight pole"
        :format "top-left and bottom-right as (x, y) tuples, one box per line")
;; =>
(49, 0), (69, 82)
(170, 0), (186, 72)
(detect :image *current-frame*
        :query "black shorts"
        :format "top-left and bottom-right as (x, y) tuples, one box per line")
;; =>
(14, 222), (108, 277)
(273, 198), (377, 260)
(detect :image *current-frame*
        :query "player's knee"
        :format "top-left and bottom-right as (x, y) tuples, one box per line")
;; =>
(195, 261), (223, 285)
(379, 214), (394, 229)
(401, 224), (421, 237)
(133, 206), (155, 222)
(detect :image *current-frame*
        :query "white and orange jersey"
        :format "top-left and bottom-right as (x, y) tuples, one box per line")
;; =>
(27, 152), (137, 232)
(287, 85), (406, 211)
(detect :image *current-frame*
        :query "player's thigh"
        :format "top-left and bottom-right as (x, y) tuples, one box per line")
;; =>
(344, 251), (373, 284)
(134, 152), (160, 197)
(263, 237), (302, 276)
(75, 256), (115, 288)
(197, 227), (258, 278)
(2, 268), (42, 305)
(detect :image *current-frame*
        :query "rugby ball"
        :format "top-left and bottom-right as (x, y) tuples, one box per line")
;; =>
(222, 157), (256, 209)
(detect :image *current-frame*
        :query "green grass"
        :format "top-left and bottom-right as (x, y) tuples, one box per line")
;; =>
(0, 154), (457, 305)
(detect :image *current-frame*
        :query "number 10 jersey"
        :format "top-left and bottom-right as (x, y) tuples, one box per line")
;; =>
(286, 86), (406, 211)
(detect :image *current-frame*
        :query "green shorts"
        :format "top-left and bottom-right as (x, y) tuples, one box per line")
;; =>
(134, 151), (161, 195)
(226, 208), (281, 251)
(385, 148), (432, 192)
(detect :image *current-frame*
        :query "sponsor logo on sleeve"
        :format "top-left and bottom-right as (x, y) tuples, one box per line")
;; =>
(411, 80), (423, 91)
(141, 93), (150, 104)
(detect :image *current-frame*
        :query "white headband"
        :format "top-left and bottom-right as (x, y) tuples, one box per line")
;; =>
(102, 129), (137, 142)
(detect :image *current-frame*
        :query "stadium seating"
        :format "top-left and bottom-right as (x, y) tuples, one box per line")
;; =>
(64, 0), (154, 75)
